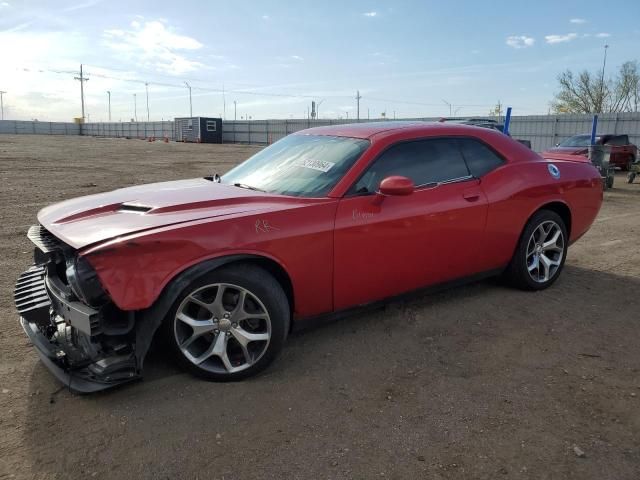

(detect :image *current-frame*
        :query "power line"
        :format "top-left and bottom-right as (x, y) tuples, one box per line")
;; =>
(13, 63), (514, 116)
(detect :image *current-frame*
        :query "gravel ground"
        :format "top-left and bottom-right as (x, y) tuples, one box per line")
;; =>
(0, 134), (639, 480)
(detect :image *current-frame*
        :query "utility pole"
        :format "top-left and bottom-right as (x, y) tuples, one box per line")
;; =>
(599, 44), (609, 113)
(107, 91), (111, 122)
(367, 108), (370, 120)
(184, 82), (193, 117)
(145, 82), (150, 121)
(222, 84), (226, 120)
(356, 90), (362, 122)
(0, 91), (6, 120)
(74, 64), (89, 122)
(133, 93), (137, 121)
(234, 100), (237, 121)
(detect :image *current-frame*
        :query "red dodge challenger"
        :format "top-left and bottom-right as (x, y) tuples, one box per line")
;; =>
(14, 122), (603, 392)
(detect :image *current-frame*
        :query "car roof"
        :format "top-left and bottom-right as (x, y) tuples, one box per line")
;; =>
(294, 121), (498, 140)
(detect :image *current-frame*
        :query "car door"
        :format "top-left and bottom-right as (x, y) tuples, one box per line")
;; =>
(333, 137), (489, 310)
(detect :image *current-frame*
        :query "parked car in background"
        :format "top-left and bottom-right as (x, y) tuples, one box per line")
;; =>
(543, 134), (637, 170)
(15, 122), (603, 392)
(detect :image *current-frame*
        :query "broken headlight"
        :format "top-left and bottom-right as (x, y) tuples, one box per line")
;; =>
(65, 255), (108, 307)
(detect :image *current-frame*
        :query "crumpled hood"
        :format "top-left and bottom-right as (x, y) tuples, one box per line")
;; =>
(38, 178), (295, 249)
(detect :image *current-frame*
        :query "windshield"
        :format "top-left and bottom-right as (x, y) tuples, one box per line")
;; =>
(222, 135), (370, 197)
(558, 135), (592, 147)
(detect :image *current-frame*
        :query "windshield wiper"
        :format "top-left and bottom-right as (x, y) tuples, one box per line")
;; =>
(233, 182), (266, 192)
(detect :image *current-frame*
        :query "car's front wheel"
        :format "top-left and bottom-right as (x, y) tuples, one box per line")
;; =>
(505, 210), (568, 290)
(164, 264), (290, 381)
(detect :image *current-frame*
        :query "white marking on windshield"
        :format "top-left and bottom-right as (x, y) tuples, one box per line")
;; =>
(293, 158), (335, 173)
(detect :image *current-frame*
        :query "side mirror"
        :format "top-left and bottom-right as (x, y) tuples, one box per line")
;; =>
(378, 176), (414, 196)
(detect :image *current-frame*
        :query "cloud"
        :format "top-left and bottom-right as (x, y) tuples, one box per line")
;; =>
(63, 0), (104, 12)
(596, 32), (611, 38)
(569, 18), (586, 24)
(262, 14), (270, 20)
(103, 20), (205, 75)
(290, 55), (303, 61)
(0, 2), (10, 7)
(506, 35), (535, 49)
(545, 33), (578, 44)
(363, 11), (377, 17)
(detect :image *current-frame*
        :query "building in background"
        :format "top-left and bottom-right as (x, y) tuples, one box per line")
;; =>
(175, 117), (222, 143)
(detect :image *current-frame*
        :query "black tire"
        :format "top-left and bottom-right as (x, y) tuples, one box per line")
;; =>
(163, 263), (290, 382)
(504, 210), (568, 291)
(606, 174), (614, 190)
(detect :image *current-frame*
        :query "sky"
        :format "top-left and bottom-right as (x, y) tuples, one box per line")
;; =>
(1, 0), (639, 122)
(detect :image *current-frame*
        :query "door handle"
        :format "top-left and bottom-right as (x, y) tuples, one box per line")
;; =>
(463, 190), (481, 201)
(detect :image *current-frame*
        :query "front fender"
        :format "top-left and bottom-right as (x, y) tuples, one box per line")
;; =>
(132, 254), (263, 369)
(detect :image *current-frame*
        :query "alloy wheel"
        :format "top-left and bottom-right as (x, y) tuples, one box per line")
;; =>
(174, 283), (271, 374)
(526, 220), (565, 283)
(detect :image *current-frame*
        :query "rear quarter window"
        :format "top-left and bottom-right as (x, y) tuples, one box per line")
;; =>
(457, 138), (505, 177)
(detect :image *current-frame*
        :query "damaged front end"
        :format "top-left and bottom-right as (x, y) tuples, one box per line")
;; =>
(14, 225), (140, 393)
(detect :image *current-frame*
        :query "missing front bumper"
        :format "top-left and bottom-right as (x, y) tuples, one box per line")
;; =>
(15, 266), (141, 394)
(20, 318), (139, 393)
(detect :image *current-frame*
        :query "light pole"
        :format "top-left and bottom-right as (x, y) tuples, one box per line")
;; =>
(356, 90), (361, 122)
(234, 100), (237, 121)
(442, 99), (452, 116)
(185, 82), (193, 117)
(316, 99), (325, 119)
(599, 44), (609, 112)
(0, 90), (5, 120)
(107, 91), (111, 122)
(145, 82), (150, 121)
(133, 93), (137, 121)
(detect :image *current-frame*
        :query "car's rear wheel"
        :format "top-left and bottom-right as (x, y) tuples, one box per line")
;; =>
(505, 210), (568, 290)
(164, 264), (290, 381)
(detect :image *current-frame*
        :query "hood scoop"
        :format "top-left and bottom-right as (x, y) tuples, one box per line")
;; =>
(118, 203), (153, 214)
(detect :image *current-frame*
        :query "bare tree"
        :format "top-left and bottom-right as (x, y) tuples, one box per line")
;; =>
(551, 61), (640, 113)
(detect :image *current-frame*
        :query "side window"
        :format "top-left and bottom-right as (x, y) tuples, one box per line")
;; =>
(350, 138), (470, 194)
(457, 138), (505, 178)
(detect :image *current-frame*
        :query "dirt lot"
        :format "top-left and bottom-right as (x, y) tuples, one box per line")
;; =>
(0, 134), (639, 480)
